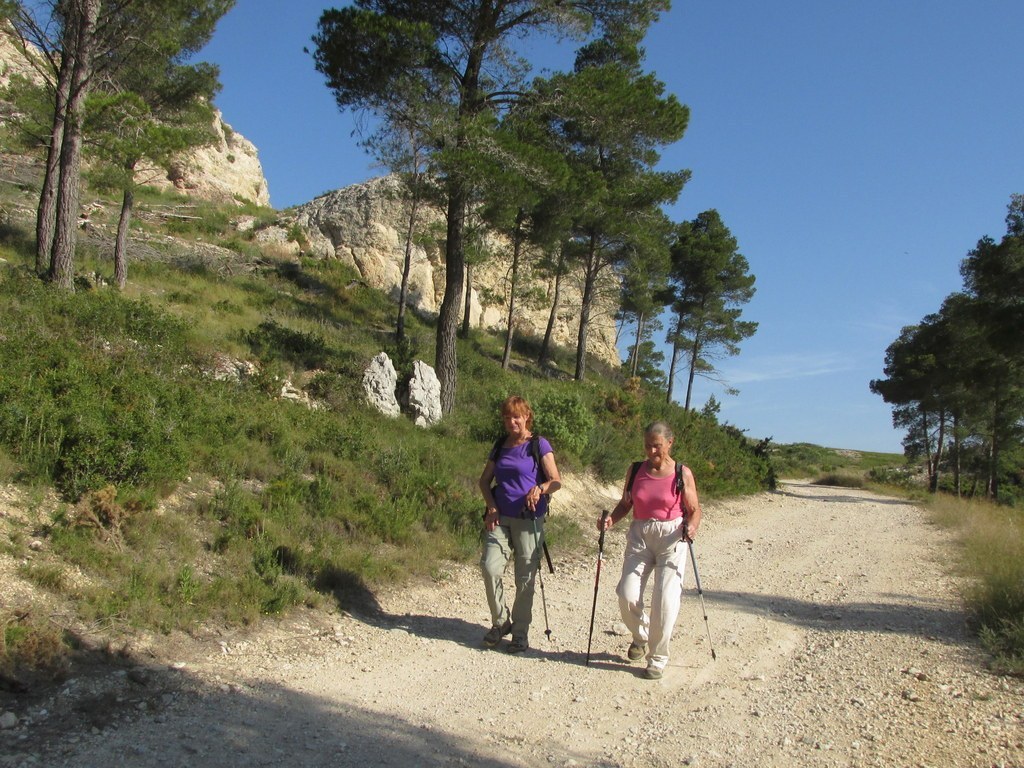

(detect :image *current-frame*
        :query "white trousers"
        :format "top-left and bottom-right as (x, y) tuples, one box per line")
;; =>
(616, 518), (688, 670)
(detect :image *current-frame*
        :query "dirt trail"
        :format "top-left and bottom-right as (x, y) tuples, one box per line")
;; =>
(3, 478), (1023, 768)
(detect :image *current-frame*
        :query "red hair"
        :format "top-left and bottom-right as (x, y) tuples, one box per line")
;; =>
(501, 395), (534, 430)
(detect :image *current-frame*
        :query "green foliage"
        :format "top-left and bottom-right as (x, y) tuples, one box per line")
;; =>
(0, 273), (199, 499)
(667, 210), (757, 410)
(535, 391), (595, 459)
(535, 37), (689, 382)
(871, 195), (1024, 503)
(244, 319), (332, 370)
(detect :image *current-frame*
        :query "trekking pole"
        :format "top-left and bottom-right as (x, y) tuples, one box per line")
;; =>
(542, 541), (555, 574)
(586, 509), (611, 666)
(532, 516), (552, 641)
(684, 533), (716, 661)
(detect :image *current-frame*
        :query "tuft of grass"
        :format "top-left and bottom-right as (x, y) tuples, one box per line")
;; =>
(924, 493), (1024, 674)
(1, 609), (71, 680)
(18, 562), (65, 592)
(812, 471), (865, 488)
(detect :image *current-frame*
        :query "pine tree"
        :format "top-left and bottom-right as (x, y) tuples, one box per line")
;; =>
(6, 0), (233, 290)
(666, 209), (757, 409)
(535, 34), (688, 381)
(311, 0), (670, 414)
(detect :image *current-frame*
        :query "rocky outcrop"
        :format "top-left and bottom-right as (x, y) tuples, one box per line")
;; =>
(407, 360), (442, 428)
(290, 176), (620, 368)
(0, 21), (46, 89)
(0, 21), (269, 208)
(362, 352), (401, 419)
(141, 113), (271, 207)
(294, 176), (445, 315)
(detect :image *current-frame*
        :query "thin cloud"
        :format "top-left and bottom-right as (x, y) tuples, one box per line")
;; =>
(724, 353), (857, 384)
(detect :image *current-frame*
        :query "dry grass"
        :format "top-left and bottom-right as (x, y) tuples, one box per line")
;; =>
(925, 493), (1024, 673)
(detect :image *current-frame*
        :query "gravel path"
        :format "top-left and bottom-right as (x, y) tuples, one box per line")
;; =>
(2, 477), (1023, 767)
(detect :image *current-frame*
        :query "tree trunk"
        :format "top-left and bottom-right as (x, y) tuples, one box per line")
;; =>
(461, 263), (473, 339)
(436, 183), (467, 415)
(665, 313), (682, 404)
(501, 222), (524, 371)
(990, 388), (1003, 500)
(952, 413), (961, 497)
(396, 193), (420, 343)
(48, 0), (101, 291)
(36, 7), (76, 273)
(684, 333), (702, 411)
(538, 247), (564, 367)
(928, 413), (945, 493)
(920, 404), (935, 493)
(629, 311), (644, 377)
(573, 237), (598, 382)
(114, 184), (134, 289)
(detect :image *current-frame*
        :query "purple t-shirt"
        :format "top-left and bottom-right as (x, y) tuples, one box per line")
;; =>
(490, 436), (552, 520)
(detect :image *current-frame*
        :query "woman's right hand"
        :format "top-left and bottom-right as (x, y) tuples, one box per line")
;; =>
(484, 507), (499, 531)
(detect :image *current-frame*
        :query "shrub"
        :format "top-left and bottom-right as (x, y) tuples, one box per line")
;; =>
(1, 610), (70, 680)
(0, 275), (200, 498)
(535, 391), (594, 459)
(244, 319), (332, 370)
(813, 472), (865, 488)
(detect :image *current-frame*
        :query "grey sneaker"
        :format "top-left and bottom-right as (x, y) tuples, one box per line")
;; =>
(644, 665), (663, 680)
(483, 619), (512, 647)
(506, 636), (529, 654)
(627, 642), (647, 662)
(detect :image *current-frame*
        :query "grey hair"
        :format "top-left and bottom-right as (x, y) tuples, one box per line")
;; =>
(644, 421), (674, 441)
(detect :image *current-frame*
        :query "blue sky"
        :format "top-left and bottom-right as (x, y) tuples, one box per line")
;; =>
(201, 1), (1023, 454)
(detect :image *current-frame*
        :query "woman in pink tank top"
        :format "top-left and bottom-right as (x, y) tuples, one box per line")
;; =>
(597, 421), (703, 679)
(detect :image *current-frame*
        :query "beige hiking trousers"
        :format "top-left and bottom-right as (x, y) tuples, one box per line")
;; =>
(616, 518), (688, 671)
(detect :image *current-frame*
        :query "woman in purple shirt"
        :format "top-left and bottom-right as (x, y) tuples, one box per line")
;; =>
(478, 396), (562, 653)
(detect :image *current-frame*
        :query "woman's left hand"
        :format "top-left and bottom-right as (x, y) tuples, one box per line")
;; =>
(526, 485), (544, 511)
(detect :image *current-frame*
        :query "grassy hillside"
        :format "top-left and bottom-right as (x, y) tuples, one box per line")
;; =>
(0, 160), (783, 677)
(768, 442), (906, 482)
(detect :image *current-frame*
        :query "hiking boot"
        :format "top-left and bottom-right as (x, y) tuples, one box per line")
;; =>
(506, 636), (529, 654)
(627, 642), (647, 662)
(483, 619), (512, 647)
(644, 665), (663, 680)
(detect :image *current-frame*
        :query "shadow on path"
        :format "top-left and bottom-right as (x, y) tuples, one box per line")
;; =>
(773, 485), (911, 507)
(23, 674), (546, 768)
(697, 588), (967, 643)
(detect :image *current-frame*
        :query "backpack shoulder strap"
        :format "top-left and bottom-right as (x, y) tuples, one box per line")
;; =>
(489, 435), (505, 463)
(530, 435), (548, 482)
(675, 462), (693, 516)
(627, 461), (644, 493)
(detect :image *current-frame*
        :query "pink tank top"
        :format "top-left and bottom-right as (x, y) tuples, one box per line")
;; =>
(630, 464), (684, 521)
